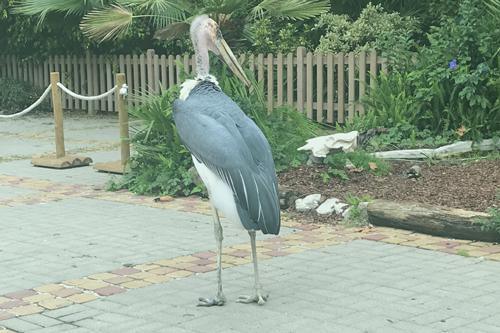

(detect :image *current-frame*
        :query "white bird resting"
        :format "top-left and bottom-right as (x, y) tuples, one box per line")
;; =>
(298, 131), (359, 158)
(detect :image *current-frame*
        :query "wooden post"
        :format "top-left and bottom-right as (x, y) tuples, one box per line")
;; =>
(296, 47), (305, 112)
(117, 73), (130, 169)
(31, 72), (92, 169)
(93, 73), (129, 174)
(51, 72), (65, 158)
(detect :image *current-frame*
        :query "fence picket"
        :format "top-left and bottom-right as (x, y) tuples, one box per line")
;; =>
(296, 47), (305, 112)
(348, 52), (355, 121)
(337, 53), (345, 124)
(306, 52), (313, 120)
(326, 53), (334, 123)
(277, 53), (283, 107)
(358, 50), (366, 116)
(267, 53), (274, 113)
(316, 53), (323, 123)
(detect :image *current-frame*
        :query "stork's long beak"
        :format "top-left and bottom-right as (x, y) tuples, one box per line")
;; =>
(216, 37), (251, 87)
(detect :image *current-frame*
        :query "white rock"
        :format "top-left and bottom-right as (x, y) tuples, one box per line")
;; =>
(316, 197), (349, 215)
(298, 131), (359, 158)
(295, 194), (322, 212)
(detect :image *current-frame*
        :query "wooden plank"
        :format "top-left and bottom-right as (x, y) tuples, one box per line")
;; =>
(78, 56), (85, 110)
(306, 51), (313, 119)
(175, 55), (181, 84)
(72, 55), (79, 110)
(337, 53), (345, 124)
(60, 55), (67, 109)
(33, 61), (39, 87)
(146, 49), (154, 93)
(92, 55), (99, 113)
(267, 53), (273, 113)
(248, 54), (255, 79)
(296, 47), (305, 112)
(192, 54), (197, 76)
(98, 55), (106, 111)
(6, 55), (11, 78)
(276, 53), (283, 106)
(154, 53), (160, 93)
(140, 53), (146, 98)
(168, 55), (175, 87)
(316, 53), (323, 123)
(133, 54), (139, 103)
(85, 52), (92, 113)
(160, 55), (167, 89)
(12, 55), (17, 80)
(183, 54), (190, 75)
(43, 60), (49, 87)
(326, 53), (334, 123)
(125, 55), (132, 108)
(23, 62), (28, 82)
(257, 54), (264, 84)
(286, 53), (293, 106)
(358, 50), (366, 116)
(348, 52), (355, 121)
(106, 57), (113, 111)
(66, 55), (73, 110)
(370, 49), (377, 88)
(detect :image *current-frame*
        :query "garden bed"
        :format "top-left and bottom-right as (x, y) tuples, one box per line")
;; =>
(279, 158), (499, 224)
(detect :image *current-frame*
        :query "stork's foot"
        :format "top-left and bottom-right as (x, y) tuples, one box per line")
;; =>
(236, 293), (268, 305)
(197, 294), (226, 307)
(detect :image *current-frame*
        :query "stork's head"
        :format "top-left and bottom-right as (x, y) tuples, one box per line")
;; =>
(190, 15), (250, 86)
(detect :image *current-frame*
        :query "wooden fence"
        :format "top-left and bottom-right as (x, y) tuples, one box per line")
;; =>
(0, 47), (386, 124)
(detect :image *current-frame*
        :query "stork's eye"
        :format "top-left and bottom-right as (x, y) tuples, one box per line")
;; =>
(216, 29), (223, 39)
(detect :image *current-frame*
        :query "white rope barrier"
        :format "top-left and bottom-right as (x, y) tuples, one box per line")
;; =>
(0, 85), (51, 119)
(57, 82), (117, 101)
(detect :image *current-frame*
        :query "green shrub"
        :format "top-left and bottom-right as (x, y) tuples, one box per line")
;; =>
(0, 77), (51, 115)
(113, 86), (204, 196)
(315, 3), (419, 64)
(358, 0), (500, 141)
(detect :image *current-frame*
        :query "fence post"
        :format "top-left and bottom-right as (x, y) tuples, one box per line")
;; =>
(50, 72), (66, 158)
(31, 72), (92, 169)
(116, 73), (130, 170)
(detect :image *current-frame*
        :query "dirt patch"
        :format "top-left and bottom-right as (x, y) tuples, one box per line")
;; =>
(279, 159), (499, 223)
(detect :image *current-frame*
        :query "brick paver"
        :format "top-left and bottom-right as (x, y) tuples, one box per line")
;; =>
(1, 114), (500, 332)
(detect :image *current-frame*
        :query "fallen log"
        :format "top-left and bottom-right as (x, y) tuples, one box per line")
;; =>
(367, 200), (498, 242)
(372, 139), (497, 160)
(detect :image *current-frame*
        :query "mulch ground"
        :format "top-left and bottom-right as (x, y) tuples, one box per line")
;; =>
(278, 159), (499, 223)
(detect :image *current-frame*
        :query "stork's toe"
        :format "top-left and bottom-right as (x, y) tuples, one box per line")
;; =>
(197, 295), (226, 307)
(236, 293), (268, 305)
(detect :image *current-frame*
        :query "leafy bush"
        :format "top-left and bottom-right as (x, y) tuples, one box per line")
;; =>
(0, 77), (51, 115)
(359, 0), (500, 141)
(113, 86), (204, 196)
(248, 17), (315, 54)
(315, 3), (419, 63)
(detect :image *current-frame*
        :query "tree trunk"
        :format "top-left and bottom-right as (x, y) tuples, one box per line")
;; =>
(367, 200), (498, 242)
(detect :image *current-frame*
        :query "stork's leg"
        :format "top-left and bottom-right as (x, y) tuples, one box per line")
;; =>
(198, 206), (226, 307)
(237, 230), (268, 305)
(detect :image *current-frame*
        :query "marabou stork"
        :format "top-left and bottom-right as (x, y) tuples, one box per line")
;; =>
(173, 15), (280, 306)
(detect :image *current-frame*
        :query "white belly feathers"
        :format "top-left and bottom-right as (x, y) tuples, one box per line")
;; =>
(192, 156), (243, 228)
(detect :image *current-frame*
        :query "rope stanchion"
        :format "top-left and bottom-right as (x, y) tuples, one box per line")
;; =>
(3, 70), (130, 172)
(93, 73), (131, 175)
(31, 72), (93, 169)
(0, 85), (51, 119)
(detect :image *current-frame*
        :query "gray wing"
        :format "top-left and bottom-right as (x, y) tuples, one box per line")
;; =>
(173, 92), (280, 235)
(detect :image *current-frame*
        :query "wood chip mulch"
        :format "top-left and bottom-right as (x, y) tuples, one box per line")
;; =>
(278, 159), (499, 223)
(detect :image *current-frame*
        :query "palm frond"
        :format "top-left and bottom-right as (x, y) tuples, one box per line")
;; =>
(484, 0), (500, 22)
(13, 0), (102, 16)
(252, 0), (329, 20)
(122, 0), (189, 28)
(80, 5), (133, 42)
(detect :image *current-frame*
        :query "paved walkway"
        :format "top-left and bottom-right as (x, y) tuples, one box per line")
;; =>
(1, 114), (500, 333)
